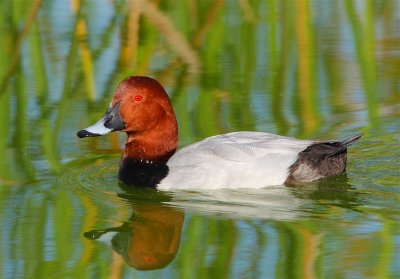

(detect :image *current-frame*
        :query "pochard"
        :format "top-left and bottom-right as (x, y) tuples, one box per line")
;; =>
(77, 76), (362, 189)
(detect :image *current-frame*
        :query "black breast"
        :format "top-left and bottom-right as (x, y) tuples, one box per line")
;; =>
(118, 158), (169, 188)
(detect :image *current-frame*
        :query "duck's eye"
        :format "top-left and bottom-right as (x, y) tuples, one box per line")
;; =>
(134, 95), (143, 102)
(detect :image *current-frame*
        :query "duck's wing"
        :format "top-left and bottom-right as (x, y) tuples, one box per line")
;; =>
(161, 132), (362, 189)
(160, 132), (313, 189)
(168, 132), (313, 167)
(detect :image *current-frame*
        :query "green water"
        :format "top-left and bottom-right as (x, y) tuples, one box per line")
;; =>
(1, 0), (399, 278)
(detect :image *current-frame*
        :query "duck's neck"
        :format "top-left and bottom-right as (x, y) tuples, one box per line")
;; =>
(123, 136), (177, 163)
(118, 132), (177, 187)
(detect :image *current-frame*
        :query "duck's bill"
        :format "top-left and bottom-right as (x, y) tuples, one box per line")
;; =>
(77, 102), (125, 138)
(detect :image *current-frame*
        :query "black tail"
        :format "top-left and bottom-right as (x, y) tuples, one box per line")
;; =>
(286, 133), (364, 183)
(327, 133), (364, 157)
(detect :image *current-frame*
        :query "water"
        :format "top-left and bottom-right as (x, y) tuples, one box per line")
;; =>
(0, 0), (399, 278)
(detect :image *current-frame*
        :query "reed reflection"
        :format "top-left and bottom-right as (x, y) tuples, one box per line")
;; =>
(84, 189), (184, 271)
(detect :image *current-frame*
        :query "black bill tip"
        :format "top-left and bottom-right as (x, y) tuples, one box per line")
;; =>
(77, 130), (100, 138)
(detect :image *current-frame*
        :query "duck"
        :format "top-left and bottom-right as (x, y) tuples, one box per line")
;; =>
(77, 76), (362, 189)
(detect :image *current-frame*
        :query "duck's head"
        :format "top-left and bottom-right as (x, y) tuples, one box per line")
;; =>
(77, 76), (178, 161)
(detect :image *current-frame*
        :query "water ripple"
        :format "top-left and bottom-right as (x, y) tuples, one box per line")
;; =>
(54, 156), (131, 207)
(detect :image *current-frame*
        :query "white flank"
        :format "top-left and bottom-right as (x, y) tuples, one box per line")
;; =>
(158, 132), (313, 189)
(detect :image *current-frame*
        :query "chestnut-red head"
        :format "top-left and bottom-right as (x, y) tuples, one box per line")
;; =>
(77, 76), (178, 162)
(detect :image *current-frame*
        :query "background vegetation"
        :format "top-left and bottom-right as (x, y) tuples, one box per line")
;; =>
(0, 0), (399, 278)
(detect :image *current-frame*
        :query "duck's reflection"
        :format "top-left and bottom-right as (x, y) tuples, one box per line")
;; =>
(83, 175), (357, 270)
(287, 173), (360, 209)
(84, 189), (184, 270)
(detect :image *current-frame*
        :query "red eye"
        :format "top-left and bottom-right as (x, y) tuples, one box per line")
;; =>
(134, 95), (143, 102)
